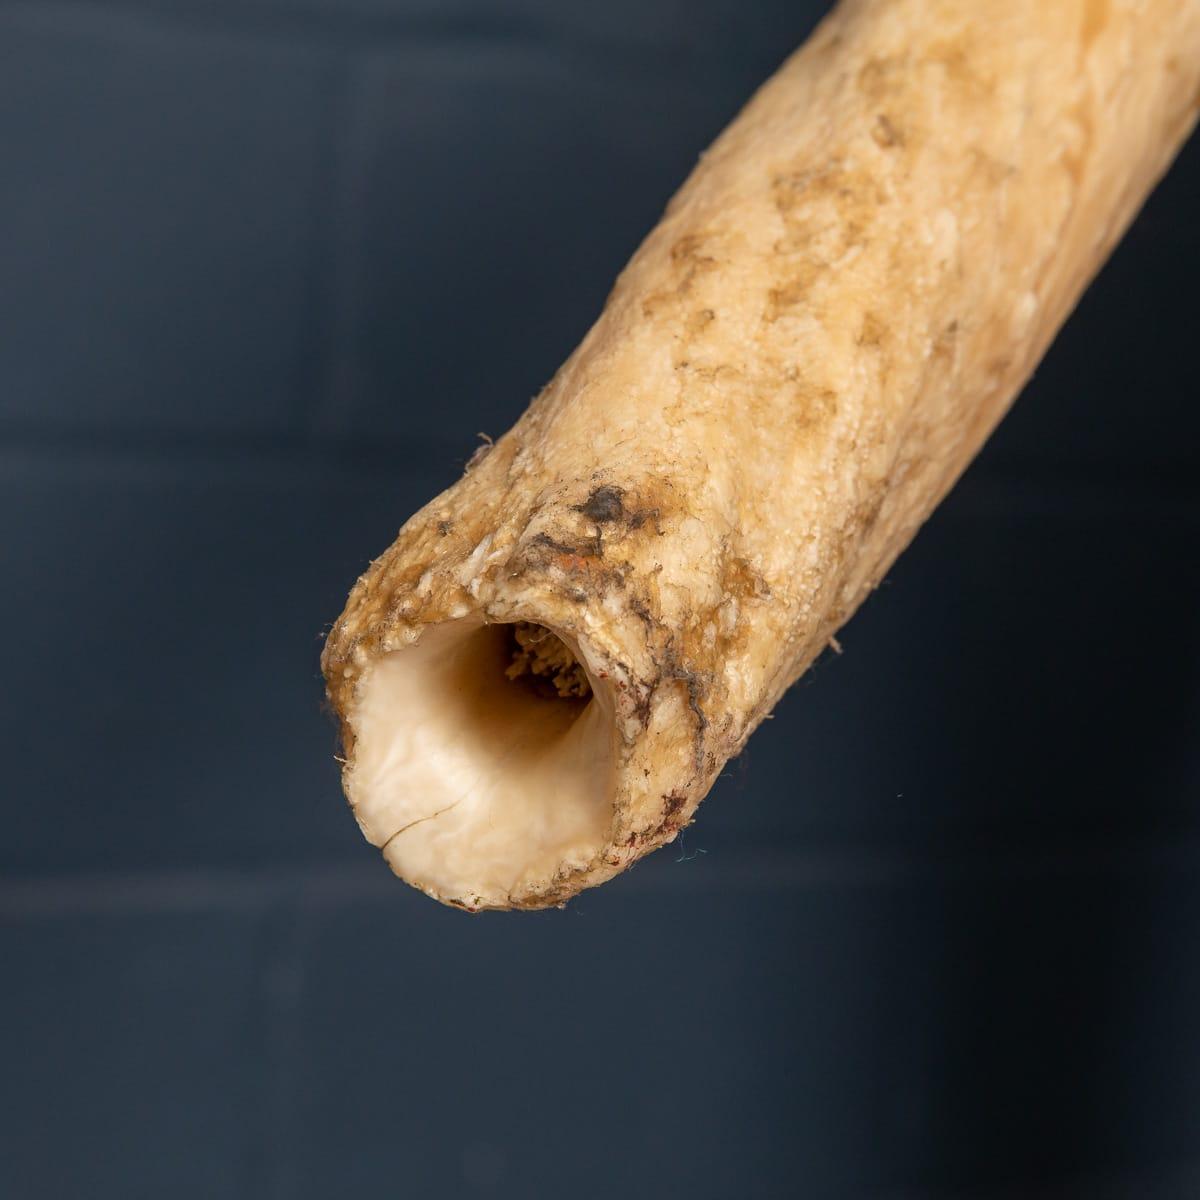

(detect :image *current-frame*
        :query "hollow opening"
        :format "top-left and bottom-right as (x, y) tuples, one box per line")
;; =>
(504, 621), (593, 700)
(348, 617), (614, 906)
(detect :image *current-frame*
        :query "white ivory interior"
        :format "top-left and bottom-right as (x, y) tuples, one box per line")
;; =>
(347, 618), (615, 906)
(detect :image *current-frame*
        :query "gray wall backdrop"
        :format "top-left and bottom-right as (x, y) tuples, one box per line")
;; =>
(2, 1), (1198, 1197)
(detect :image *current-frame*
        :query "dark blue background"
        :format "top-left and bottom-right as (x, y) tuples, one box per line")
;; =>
(2, 1), (1198, 1196)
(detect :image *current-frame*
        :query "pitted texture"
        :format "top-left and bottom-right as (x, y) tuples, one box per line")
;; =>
(323, 0), (1200, 909)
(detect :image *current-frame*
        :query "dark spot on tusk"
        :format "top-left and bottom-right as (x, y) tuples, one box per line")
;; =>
(575, 485), (626, 523)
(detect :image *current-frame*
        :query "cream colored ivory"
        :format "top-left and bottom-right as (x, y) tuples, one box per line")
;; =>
(324, 0), (1200, 910)
(351, 620), (614, 904)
